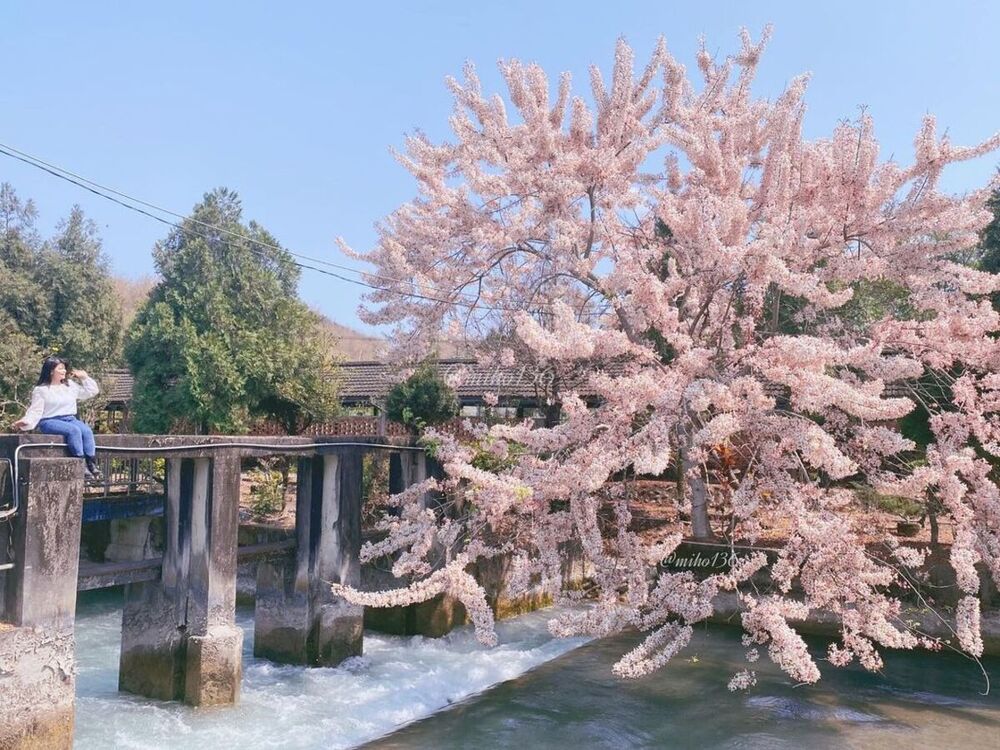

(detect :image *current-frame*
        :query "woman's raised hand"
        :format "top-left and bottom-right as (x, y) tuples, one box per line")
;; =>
(71, 369), (88, 379)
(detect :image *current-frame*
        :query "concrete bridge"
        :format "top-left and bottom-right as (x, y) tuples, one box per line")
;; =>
(0, 433), (431, 750)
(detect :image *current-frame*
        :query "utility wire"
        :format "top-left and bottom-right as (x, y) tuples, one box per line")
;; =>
(0, 141), (510, 307)
(0, 141), (611, 319)
(0, 141), (446, 289)
(0, 143), (516, 312)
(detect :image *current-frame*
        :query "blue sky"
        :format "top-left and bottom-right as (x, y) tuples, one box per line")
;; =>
(2, 1), (998, 333)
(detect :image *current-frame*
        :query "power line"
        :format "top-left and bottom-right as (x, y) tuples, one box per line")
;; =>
(0, 141), (612, 320)
(0, 143), (515, 311)
(0, 141), (501, 305)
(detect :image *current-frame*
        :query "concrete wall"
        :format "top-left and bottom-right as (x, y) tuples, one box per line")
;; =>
(363, 542), (593, 637)
(0, 458), (84, 750)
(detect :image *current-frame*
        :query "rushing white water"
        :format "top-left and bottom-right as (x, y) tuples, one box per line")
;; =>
(73, 591), (589, 749)
(74, 590), (1000, 748)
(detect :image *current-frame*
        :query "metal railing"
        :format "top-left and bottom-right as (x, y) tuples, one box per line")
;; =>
(0, 439), (426, 521)
(83, 456), (165, 498)
(0, 457), (13, 571)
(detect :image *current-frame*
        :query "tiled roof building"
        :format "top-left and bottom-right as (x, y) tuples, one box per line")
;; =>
(94, 361), (910, 430)
(100, 369), (135, 405)
(339, 359), (563, 407)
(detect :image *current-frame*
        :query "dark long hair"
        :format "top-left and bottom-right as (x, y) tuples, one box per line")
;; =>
(36, 356), (68, 386)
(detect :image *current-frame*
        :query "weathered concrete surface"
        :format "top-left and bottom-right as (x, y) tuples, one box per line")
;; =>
(360, 555), (409, 635)
(389, 451), (427, 496)
(361, 556), (467, 637)
(253, 555), (309, 663)
(0, 624), (76, 750)
(184, 625), (243, 706)
(363, 543), (593, 637)
(4, 459), (84, 627)
(367, 451), (474, 636)
(254, 450), (364, 666)
(312, 600), (364, 665)
(235, 524), (294, 605)
(0, 458), (83, 750)
(709, 591), (1000, 657)
(104, 516), (156, 562)
(118, 581), (186, 700)
(1, 433), (410, 459)
(119, 456), (243, 706)
(310, 450), (364, 663)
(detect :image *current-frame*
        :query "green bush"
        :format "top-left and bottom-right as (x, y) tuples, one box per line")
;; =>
(361, 453), (391, 527)
(470, 437), (524, 474)
(385, 364), (459, 431)
(248, 459), (286, 518)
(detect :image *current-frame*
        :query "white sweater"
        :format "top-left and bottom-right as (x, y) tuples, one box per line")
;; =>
(19, 377), (100, 430)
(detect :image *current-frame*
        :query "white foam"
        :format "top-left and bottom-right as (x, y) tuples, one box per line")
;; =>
(73, 597), (589, 750)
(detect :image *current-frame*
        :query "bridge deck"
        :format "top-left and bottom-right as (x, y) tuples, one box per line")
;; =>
(77, 539), (296, 591)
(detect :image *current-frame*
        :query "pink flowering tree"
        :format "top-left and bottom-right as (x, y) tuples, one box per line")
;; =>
(337, 29), (1000, 685)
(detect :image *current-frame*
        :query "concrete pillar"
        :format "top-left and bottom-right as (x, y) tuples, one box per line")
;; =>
(367, 450), (466, 637)
(104, 516), (156, 561)
(389, 450), (426, 496)
(254, 449), (364, 666)
(119, 455), (242, 706)
(0, 458), (83, 750)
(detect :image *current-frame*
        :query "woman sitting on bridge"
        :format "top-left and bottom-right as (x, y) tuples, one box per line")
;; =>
(12, 356), (103, 479)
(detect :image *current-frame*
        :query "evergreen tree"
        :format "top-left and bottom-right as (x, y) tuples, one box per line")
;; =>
(979, 187), (1000, 310)
(0, 184), (49, 344)
(125, 188), (340, 433)
(0, 185), (123, 421)
(40, 206), (123, 367)
(0, 310), (41, 423)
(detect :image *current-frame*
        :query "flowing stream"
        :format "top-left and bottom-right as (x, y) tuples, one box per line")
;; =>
(73, 590), (588, 749)
(74, 590), (1000, 749)
(367, 626), (1000, 750)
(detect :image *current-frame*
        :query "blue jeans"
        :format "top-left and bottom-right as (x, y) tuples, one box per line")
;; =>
(37, 415), (96, 458)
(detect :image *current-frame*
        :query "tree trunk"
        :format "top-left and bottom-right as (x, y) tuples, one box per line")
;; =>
(674, 447), (684, 506)
(680, 435), (713, 540)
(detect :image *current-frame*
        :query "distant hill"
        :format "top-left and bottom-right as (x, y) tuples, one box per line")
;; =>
(315, 313), (471, 361)
(113, 276), (157, 328)
(316, 314), (387, 361)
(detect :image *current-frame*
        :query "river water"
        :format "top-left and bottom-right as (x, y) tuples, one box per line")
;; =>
(73, 590), (589, 749)
(74, 590), (1000, 749)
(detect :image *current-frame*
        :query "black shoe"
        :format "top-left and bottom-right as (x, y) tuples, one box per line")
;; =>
(85, 457), (103, 481)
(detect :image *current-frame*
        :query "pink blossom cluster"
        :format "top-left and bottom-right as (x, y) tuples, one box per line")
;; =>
(727, 669), (757, 691)
(338, 28), (1000, 685)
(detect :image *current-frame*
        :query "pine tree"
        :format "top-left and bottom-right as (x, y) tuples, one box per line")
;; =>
(126, 188), (340, 433)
